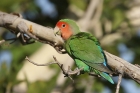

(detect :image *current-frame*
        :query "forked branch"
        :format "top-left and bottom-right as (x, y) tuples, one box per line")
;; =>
(25, 56), (83, 82)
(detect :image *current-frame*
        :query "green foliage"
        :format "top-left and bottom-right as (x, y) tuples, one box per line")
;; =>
(0, 0), (37, 12)
(92, 80), (104, 92)
(0, 42), (41, 93)
(68, 0), (88, 10)
(102, 0), (129, 31)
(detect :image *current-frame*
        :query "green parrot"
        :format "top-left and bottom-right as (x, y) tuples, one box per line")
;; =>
(54, 19), (114, 84)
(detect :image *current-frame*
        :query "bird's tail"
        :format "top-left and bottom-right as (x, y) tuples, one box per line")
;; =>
(94, 69), (114, 84)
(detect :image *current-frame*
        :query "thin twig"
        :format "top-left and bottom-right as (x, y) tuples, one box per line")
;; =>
(25, 56), (57, 66)
(53, 56), (83, 75)
(53, 56), (83, 83)
(25, 56), (83, 83)
(115, 74), (122, 93)
(52, 56), (67, 74)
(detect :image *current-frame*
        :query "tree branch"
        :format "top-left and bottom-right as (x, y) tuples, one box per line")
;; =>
(115, 74), (122, 93)
(105, 51), (140, 84)
(1, 11), (140, 85)
(0, 11), (64, 53)
(25, 56), (83, 83)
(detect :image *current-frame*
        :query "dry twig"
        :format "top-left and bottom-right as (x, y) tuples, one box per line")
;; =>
(25, 56), (83, 83)
(115, 74), (122, 93)
(25, 56), (57, 66)
(0, 11), (64, 53)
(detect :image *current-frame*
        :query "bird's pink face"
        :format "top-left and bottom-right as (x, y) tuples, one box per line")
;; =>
(55, 21), (73, 40)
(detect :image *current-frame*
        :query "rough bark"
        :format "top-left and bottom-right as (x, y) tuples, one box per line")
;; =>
(0, 11), (140, 84)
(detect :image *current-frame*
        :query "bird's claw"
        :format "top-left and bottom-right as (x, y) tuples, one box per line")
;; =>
(62, 66), (82, 77)
(74, 67), (81, 75)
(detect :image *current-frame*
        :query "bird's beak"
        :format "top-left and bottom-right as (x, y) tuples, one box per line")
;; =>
(54, 26), (61, 36)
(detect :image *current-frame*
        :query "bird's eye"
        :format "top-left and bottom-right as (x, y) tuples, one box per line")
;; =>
(62, 24), (66, 28)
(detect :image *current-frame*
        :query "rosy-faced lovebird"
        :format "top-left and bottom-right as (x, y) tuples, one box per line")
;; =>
(54, 19), (114, 84)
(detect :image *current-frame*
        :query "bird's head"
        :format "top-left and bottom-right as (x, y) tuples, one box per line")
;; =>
(54, 19), (80, 40)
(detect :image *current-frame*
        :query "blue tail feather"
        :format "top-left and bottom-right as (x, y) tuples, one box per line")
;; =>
(97, 45), (107, 67)
(94, 69), (114, 84)
(99, 72), (114, 84)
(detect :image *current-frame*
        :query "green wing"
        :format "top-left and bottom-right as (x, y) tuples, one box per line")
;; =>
(65, 32), (112, 73)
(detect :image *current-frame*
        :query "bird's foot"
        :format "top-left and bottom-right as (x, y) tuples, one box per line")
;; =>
(64, 67), (83, 76)
(54, 45), (67, 54)
(53, 56), (84, 83)
(5, 32), (35, 45)
(74, 67), (81, 75)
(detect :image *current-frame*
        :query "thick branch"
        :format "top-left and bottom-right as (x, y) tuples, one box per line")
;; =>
(0, 11), (63, 47)
(1, 11), (140, 84)
(105, 51), (140, 84)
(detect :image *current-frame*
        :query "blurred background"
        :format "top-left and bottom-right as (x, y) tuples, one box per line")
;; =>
(0, 0), (140, 93)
